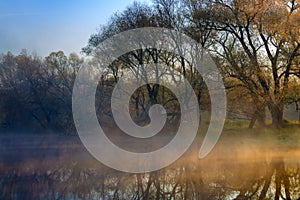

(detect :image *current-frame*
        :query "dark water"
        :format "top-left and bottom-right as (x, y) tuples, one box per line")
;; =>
(0, 134), (300, 200)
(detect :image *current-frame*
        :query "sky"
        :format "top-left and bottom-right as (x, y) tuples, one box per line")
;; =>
(0, 0), (151, 57)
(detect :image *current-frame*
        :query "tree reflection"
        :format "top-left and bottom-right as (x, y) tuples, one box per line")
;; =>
(1, 152), (300, 200)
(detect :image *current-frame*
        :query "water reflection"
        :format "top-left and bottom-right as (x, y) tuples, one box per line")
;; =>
(1, 135), (300, 199)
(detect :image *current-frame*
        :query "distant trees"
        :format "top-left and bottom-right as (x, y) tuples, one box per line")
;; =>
(0, 50), (82, 133)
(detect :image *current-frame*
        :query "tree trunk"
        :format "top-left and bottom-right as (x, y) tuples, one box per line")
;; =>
(296, 102), (300, 122)
(248, 104), (266, 129)
(269, 103), (284, 127)
(248, 116), (256, 129)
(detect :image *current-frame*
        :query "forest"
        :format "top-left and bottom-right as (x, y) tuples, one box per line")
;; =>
(0, 0), (299, 134)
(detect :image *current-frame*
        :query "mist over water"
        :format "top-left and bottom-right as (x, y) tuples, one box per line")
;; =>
(1, 132), (300, 200)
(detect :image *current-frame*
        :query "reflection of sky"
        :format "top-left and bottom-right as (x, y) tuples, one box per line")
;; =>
(0, 0), (150, 56)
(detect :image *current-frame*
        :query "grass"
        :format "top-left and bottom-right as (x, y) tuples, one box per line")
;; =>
(197, 113), (300, 146)
(223, 119), (250, 130)
(220, 121), (300, 150)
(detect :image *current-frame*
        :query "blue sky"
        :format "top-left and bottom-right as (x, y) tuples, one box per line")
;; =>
(0, 0), (151, 56)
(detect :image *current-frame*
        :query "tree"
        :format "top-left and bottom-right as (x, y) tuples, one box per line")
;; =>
(0, 50), (83, 133)
(203, 0), (300, 127)
(0, 51), (50, 130)
(83, 1), (211, 127)
(44, 51), (83, 131)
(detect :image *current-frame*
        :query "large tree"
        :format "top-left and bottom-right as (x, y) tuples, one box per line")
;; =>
(82, 2), (208, 125)
(203, 0), (300, 127)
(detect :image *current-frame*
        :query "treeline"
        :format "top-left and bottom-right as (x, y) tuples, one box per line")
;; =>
(0, 49), (210, 133)
(0, 50), (82, 133)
